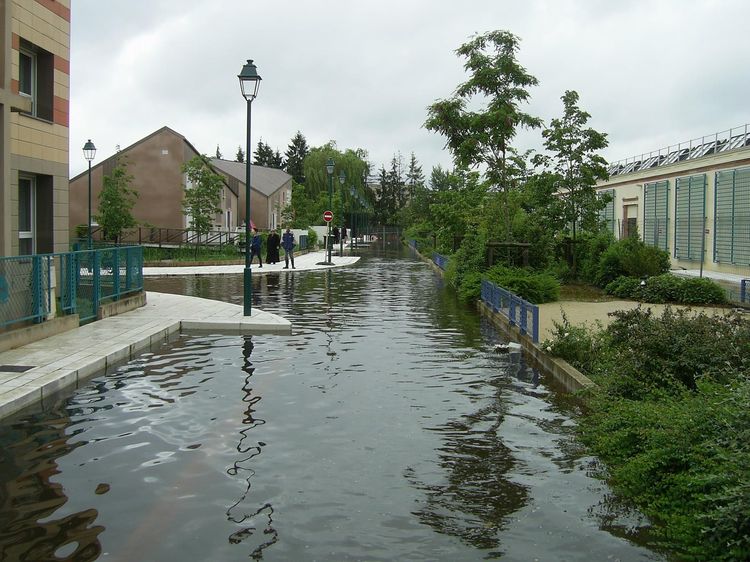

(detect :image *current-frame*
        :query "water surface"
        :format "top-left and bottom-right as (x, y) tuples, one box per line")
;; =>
(0, 246), (664, 560)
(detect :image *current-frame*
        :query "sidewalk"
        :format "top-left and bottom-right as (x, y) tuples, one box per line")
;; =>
(143, 250), (360, 276)
(0, 250), (361, 420)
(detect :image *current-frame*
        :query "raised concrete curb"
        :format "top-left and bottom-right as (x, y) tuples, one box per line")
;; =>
(0, 315), (80, 353)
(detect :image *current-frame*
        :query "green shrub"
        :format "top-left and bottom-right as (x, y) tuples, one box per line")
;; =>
(306, 228), (318, 249)
(485, 265), (560, 304)
(639, 273), (684, 303)
(604, 275), (641, 299)
(541, 312), (598, 371)
(595, 237), (670, 287)
(679, 277), (727, 305)
(575, 230), (616, 284)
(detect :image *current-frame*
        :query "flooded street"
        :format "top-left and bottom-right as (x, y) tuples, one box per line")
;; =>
(0, 246), (664, 560)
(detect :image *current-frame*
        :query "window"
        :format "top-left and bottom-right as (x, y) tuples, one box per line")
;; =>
(643, 180), (669, 251)
(674, 174), (706, 261)
(18, 175), (35, 255)
(18, 40), (53, 121)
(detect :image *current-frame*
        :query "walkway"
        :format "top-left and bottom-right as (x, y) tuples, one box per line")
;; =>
(0, 250), (360, 420)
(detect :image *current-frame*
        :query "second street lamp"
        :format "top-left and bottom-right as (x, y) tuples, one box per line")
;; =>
(326, 158), (334, 264)
(82, 140), (96, 250)
(338, 170), (345, 256)
(238, 59), (262, 316)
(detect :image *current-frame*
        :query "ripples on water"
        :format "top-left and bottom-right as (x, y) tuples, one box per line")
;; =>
(0, 246), (664, 561)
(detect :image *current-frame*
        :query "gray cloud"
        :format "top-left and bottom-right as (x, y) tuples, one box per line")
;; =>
(70, 0), (750, 178)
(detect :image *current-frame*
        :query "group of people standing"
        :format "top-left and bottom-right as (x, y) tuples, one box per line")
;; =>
(249, 227), (296, 269)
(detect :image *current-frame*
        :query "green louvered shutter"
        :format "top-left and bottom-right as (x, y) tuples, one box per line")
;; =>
(714, 167), (750, 264)
(597, 189), (615, 233)
(643, 180), (669, 251)
(674, 174), (706, 260)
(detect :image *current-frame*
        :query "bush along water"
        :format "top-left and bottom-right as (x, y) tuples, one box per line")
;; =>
(543, 307), (750, 560)
(604, 273), (727, 305)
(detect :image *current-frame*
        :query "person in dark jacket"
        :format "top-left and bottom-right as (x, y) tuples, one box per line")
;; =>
(250, 227), (262, 267)
(282, 228), (296, 269)
(266, 229), (281, 264)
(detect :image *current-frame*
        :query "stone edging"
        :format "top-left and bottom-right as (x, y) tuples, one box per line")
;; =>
(408, 243), (595, 392)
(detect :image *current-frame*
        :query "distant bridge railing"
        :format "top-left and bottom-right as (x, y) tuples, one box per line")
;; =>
(0, 246), (143, 329)
(432, 252), (449, 270)
(481, 280), (540, 343)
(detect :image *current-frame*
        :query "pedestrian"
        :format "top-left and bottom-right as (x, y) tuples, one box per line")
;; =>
(250, 227), (262, 267)
(282, 227), (296, 269)
(267, 229), (280, 264)
(342, 226), (347, 244)
(333, 226), (340, 244)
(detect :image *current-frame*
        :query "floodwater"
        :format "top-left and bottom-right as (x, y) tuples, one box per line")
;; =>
(0, 245), (665, 561)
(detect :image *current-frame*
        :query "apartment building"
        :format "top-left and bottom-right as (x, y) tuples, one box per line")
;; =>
(0, 0), (70, 256)
(596, 124), (750, 278)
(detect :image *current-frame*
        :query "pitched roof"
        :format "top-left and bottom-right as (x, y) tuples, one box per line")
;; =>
(210, 158), (292, 197)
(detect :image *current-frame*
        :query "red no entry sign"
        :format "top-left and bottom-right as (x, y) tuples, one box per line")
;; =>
(323, 210), (334, 223)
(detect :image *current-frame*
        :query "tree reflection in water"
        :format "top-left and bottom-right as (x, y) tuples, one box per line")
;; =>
(225, 335), (278, 559)
(406, 396), (529, 555)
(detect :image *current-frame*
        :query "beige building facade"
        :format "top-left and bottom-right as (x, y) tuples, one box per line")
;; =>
(596, 124), (750, 278)
(0, 0), (70, 256)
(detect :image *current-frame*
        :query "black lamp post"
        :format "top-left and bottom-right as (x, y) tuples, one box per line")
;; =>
(82, 139), (96, 250)
(349, 186), (356, 254)
(326, 157), (334, 264)
(338, 170), (345, 256)
(238, 59), (262, 316)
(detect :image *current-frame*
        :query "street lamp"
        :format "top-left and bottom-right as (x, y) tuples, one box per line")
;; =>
(82, 139), (96, 250)
(349, 186), (356, 254)
(238, 59), (262, 316)
(338, 170), (345, 256)
(326, 157), (334, 264)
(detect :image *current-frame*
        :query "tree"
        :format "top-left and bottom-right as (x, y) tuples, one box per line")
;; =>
(535, 90), (609, 273)
(270, 149), (285, 169)
(181, 155), (224, 256)
(425, 30), (542, 241)
(405, 152), (424, 199)
(95, 160), (138, 242)
(236, 146), (245, 163)
(254, 139), (274, 166)
(215, 145), (223, 159)
(284, 131), (309, 184)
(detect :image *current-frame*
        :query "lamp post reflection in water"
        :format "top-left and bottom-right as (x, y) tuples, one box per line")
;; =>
(224, 335), (278, 557)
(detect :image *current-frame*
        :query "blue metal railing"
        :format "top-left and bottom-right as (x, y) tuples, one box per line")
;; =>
(408, 239), (418, 250)
(741, 279), (749, 303)
(432, 252), (449, 270)
(0, 246), (143, 329)
(481, 279), (540, 343)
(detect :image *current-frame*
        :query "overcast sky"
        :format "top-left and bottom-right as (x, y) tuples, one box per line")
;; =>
(69, 0), (750, 178)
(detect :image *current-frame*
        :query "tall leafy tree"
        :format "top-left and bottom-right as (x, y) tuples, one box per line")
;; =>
(181, 155), (224, 256)
(284, 131), (309, 184)
(535, 90), (609, 245)
(270, 149), (285, 169)
(236, 146), (245, 163)
(425, 30), (542, 241)
(95, 160), (138, 242)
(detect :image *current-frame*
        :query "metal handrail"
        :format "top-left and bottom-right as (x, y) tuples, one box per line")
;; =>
(607, 123), (750, 177)
(481, 279), (540, 343)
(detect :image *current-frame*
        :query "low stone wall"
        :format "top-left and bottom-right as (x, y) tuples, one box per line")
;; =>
(98, 291), (147, 320)
(0, 315), (80, 353)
